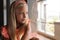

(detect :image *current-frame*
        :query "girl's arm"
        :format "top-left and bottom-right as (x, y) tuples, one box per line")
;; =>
(21, 19), (31, 40)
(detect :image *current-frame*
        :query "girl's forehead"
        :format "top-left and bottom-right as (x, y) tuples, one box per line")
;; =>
(16, 3), (24, 8)
(15, 7), (28, 13)
(16, 6), (26, 11)
(15, 4), (28, 12)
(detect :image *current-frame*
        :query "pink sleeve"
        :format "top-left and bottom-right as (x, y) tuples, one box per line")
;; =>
(1, 27), (9, 39)
(29, 32), (40, 39)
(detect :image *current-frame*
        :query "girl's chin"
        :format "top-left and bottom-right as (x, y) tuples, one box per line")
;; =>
(21, 20), (25, 23)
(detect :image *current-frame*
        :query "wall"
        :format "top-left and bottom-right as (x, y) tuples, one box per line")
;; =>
(54, 22), (60, 40)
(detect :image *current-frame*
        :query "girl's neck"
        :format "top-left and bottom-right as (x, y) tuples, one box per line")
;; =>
(16, 22), (25, 29)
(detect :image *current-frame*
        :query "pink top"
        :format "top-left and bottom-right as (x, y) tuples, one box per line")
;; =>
(1, 26), (40, 40)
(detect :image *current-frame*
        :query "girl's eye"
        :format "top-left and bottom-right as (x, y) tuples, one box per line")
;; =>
(18, 13), (22, 14)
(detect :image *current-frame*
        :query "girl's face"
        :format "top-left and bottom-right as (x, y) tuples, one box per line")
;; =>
(15, 4), (28, 24)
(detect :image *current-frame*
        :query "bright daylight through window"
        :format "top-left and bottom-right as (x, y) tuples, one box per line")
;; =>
(37, 0), (60, 36)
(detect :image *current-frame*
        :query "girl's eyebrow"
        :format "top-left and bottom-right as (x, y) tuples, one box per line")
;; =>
(17, 12), (24, 14)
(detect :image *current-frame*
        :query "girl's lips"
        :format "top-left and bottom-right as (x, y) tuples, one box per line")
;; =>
(21, 19), (26, 23)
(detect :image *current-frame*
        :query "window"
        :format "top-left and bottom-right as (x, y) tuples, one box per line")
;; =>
(37, 0), (60, 36)
(3, 0), (7, 25)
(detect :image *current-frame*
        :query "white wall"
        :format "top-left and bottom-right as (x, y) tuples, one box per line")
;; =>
(54, 22), (60, 40)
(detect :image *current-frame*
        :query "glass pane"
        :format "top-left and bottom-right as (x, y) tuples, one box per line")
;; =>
(37, 0), (60, 36)
(46, 0), (60, 36)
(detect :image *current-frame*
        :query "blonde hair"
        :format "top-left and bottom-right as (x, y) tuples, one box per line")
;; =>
(7, 0), (27, 40)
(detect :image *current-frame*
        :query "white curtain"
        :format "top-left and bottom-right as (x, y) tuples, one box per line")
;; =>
(27, 0), (38, 32)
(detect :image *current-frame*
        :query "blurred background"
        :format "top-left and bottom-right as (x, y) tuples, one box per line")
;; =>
(0, 0), (60, 40)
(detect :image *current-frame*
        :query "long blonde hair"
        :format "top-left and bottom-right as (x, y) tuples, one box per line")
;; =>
(7, 0), (27, 40)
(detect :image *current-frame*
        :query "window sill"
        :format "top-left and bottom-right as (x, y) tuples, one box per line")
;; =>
(37, 31), (56, 40)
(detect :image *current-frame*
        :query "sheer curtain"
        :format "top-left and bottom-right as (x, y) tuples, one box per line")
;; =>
(27, 0), (38, 32)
